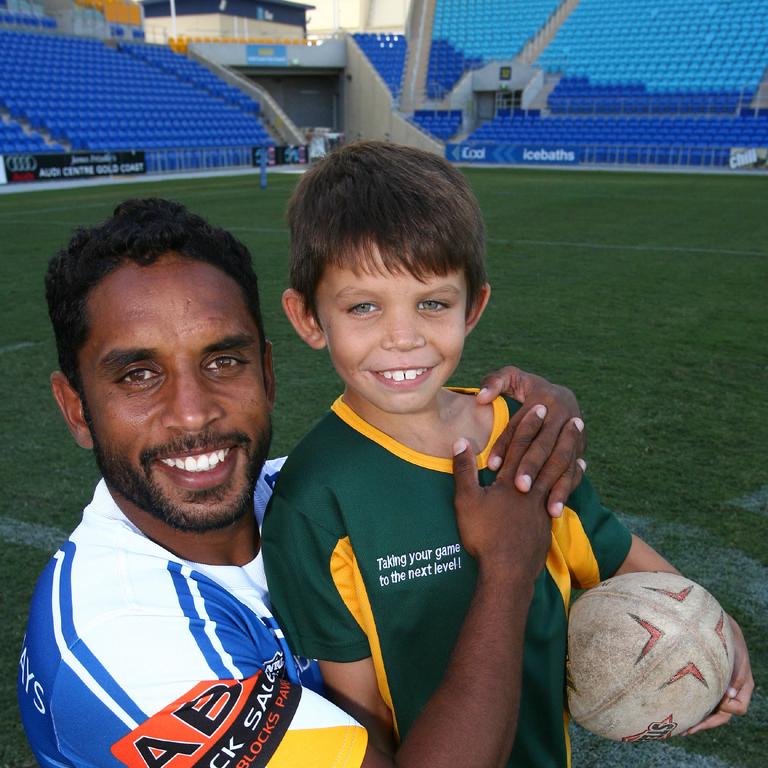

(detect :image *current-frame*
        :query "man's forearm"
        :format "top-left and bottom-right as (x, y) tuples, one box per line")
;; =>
(393, 563), (536, 768)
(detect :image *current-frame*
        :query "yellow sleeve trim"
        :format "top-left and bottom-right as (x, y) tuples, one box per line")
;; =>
(330, 536), (400, 740)
(270, 724), (368, 767)
(330, 390), (509, 474)
(552, 506), (601, 589)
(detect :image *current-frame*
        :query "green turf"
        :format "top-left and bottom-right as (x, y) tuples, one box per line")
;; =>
(1, 168), (766, 767)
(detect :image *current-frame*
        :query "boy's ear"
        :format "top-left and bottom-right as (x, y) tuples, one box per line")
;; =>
(464, 283), (491, 336)
(50, 371), (94, 450)
(281, 289), (327, 350)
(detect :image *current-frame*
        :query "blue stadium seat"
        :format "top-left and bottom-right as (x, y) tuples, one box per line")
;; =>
(0, 29), (274, 157)
(352, 33), (408, 98)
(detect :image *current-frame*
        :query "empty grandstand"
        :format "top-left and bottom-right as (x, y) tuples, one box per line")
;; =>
(0, 27), (274, 171)
(2, 0), (768, 184)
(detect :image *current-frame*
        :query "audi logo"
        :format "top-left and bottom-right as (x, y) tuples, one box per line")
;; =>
(6, 155), (38, 173)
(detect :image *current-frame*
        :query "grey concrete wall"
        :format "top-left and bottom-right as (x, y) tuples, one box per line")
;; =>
(193, 39), (346, 68)
(344, 35), (442, 154)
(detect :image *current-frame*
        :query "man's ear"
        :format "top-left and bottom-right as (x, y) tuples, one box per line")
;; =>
(465, 283), (492, 336)
(281, 289), (327, 350)
(50, 371), (94, 450)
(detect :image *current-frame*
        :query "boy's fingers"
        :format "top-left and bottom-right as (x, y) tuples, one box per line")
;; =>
(684, 710), (732, 736)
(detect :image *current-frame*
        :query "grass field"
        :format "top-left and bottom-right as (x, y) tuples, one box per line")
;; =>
(1, 167), (766, 767)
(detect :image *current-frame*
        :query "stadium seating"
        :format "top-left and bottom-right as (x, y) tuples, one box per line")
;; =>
(548, 78), (752, 116)
(120, 43), (260, 112)
(0, 10), (57, 28)
(427, 0), (560, 97)
(466, 111), (768, 166)
(538, 0), (768, 113)
(0, 115), (63, 153)
(0, 28), (274, 162)
(411, 109), (462, 140)
(353, 32), (407, 98)
(0, 0), (57, 29)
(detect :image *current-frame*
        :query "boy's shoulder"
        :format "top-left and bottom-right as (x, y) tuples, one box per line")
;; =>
(276, 404), (377, 488)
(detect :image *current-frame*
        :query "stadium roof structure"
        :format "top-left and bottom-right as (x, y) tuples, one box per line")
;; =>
(139, 0), (314, 21)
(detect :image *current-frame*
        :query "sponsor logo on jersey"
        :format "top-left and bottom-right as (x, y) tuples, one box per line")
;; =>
(111, 668), (301, 768)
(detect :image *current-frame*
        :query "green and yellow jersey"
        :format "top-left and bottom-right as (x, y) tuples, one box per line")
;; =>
(262, 392), (632, 768)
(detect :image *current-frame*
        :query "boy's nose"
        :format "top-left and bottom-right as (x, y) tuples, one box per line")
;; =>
(381, 323), (426, 351)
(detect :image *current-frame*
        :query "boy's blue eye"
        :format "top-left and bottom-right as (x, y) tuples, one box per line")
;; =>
(418, 300), (446, 311)
(350, 303), (376, 315)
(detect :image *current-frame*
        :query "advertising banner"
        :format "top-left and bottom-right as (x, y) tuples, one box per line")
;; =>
(252, 145), (308, 167)
(4, 151), (146, 184)
(446, 143), (580, 165)
(729, 147), (768, 170)
(246, 44), (288, 66)
(0, 155), (6, 186)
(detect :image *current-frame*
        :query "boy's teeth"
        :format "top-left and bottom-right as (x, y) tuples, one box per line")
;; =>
(161, 449), (229, 473)
(381, 368), (427, 381)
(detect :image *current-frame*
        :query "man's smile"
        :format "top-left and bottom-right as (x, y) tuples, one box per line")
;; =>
(159, 448), (231, 473)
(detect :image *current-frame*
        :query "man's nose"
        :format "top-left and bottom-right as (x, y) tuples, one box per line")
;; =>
(161, 370), (225, 432)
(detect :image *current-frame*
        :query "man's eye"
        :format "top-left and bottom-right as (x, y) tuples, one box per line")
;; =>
(418, 300), (447, 311)
(122, 369), (155, 384)
(350, 303), (376, 315)
(207, 356), (240, 370)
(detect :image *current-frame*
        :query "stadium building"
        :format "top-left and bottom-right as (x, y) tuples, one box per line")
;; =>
(1, 0), (767, 185)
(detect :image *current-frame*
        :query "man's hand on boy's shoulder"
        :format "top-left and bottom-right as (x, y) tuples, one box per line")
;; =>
(477, 366), (587, 518)
(452, 435), (551, 581)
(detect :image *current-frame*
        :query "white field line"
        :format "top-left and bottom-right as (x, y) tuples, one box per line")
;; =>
(727, 485), (768, 516)
(570, 720), (737, 767)
(0, 341), (37, 355)
(571, 511), (765, 765)
(618, 513), (768, 632)
(0, 517), (67, 553)
(572, 687), (766, 766)
(487, 236), (767, 258)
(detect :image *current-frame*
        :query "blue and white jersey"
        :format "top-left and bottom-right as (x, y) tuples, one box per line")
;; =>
(18, 460), (367, 768)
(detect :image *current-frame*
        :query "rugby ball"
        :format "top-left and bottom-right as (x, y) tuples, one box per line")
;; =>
(566, 571), (733, 742)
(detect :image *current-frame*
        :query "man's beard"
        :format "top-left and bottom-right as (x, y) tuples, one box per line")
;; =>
(83, 405), (272, 533)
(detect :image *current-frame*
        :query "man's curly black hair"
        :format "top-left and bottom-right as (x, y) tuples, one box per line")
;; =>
(45, 197), (266, 391)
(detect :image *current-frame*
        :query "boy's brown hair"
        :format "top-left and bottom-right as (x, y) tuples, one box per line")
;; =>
(286, 141), (487, 319)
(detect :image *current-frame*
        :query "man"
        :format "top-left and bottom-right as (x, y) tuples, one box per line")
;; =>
(19, 198), (587, 767)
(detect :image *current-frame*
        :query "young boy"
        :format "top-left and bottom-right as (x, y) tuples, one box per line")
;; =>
(262, 142), (752, 767)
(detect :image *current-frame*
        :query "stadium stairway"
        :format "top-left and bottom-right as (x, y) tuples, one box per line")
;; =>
(426, 0), (563, 99)
(185, 46), (305, 146)
(518, 0), (580, 66)
(0, 110), (64, 153)
(398, 0), (436, 113)
(352, 32), (408, 100)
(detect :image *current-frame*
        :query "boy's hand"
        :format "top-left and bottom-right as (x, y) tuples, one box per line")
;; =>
(452, 437), (551, 580)
(685, 614), (754, 735)
(477, 366), (586, 518)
